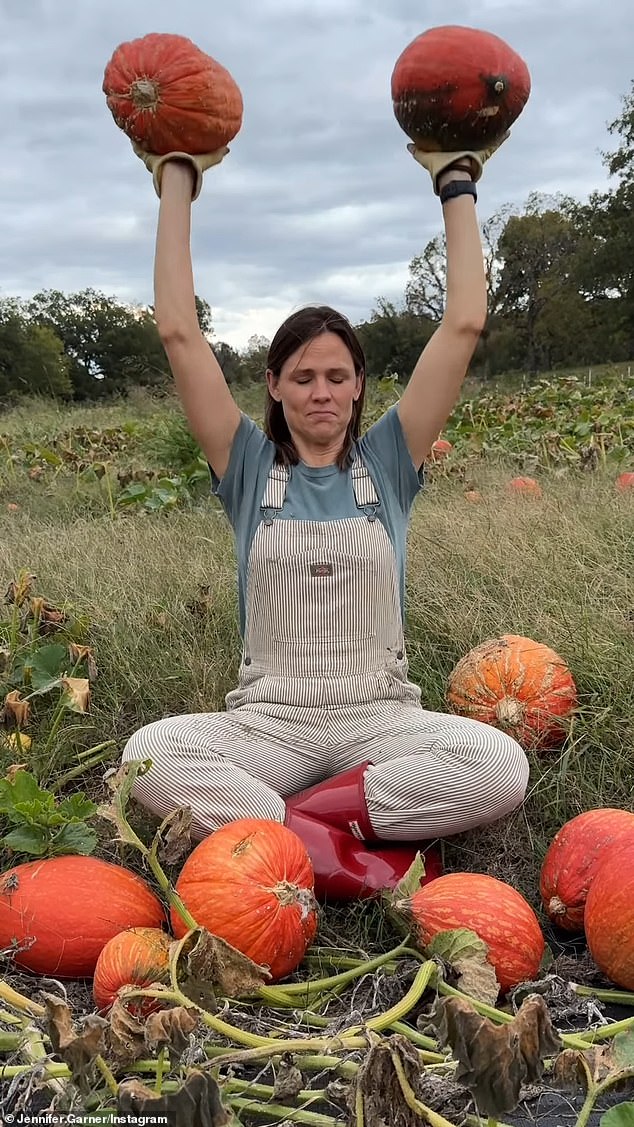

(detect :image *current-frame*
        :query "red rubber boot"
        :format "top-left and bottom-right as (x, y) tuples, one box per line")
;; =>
(284, 761), (442, 901)
(285, 807), (441, 900)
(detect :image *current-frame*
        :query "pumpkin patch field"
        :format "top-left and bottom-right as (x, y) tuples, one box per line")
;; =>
(0, 370), (632, 1124)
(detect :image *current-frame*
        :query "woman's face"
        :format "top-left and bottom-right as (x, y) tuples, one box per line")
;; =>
(266, 332), (363, 454)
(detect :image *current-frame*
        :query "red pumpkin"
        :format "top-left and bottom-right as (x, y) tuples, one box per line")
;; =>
(585, 838), (634, 989)
(446, 633), (577, 750)
(0, 856), (165, 977)
(391, 25), (530, 151)
(431, 438), (453, 461)
(172, 819), (317, 981)
(93, 926), (172, 1012)
(399, 872), (544, 992)
(103, 33), (243, 155)
(540, 809), (634, 931)
(616, 472), (634, 493)
(508, 476), (542, 498)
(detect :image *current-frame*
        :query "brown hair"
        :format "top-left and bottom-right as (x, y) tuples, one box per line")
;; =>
(263, 305), (366, 470)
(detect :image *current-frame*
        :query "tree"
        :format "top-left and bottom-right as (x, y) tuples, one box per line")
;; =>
(355, 299), (433, 382)
(0, 303), (71, 402)
(195, 295), (214, 336)
(573, 82), (634, 355)
(27, 289), (168, 398)
(494, 193), (585, 373)
(239, 334), (270, 384)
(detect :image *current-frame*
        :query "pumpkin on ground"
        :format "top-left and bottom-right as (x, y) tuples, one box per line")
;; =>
(397, 872), (544, 993)
(391, 25), (531, 152)
(464, 489), (483, 503)
(0, 856), (165, 977)
(446, 633), (577, 750)
(585, 838), (634, 990)
(540, 808), (634, 931)
(507, 476), (542, 498)
(103, 32), (243, 155)
(616, 472), (634, 492)
(430, 438), (453, 461)
(172, 818), (317, 982)
(93, 926), (172, 1012)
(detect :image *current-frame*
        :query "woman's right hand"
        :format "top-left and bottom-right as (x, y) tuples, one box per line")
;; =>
(131, 141), (230, 200)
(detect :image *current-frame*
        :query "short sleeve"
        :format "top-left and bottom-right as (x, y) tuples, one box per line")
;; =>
(358, 404), (425, 515)
(209, 413), (274, 527)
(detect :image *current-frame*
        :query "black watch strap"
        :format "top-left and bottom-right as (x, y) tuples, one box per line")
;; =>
(439, 179), (478, 205)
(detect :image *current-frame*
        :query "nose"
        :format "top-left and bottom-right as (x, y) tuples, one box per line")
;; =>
(311, 379), (333, 401)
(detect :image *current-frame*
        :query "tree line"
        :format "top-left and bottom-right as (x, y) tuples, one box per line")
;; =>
(1, 83), (633, 404)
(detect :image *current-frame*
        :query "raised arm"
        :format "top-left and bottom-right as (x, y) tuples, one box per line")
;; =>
(397, 140), (506, 469)
(153, 160), (241, 480)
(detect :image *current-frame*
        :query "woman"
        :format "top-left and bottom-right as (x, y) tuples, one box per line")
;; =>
(122, 133), (529, 899)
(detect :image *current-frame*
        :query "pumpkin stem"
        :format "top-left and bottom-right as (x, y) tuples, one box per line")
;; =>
(130, 78), (161, 110)
(494, 696), (524, 726)
(548, 896), (568, 917)
(274, 881), (317, 918)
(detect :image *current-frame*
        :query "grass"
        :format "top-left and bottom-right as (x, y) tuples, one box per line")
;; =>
(0, 379), (633, 1122)
(0, 381), (632, 919)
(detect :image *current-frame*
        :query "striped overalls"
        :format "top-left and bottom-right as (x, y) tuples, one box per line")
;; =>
(123, 453), (529, 839)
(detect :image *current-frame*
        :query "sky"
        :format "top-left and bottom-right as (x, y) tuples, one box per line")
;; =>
(0, 0), (632, 351)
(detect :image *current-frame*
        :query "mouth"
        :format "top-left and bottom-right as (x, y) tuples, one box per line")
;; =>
(309, 411), (336, 418)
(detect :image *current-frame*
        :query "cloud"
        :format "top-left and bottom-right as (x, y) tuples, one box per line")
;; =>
(0, 0), (632, 348)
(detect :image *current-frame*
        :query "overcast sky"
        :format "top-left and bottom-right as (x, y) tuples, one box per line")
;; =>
(0, 0), (632, 350)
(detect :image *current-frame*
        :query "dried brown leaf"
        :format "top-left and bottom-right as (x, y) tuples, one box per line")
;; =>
(176, 928), (271, 1009)
(156, 804), (193, 865)
(117, 1070), (233, 1126)
(106, 997), (147, 1064)
(272, 1053), (304, 1100)
(4, 574), (36, 607)
(434, 993), (561, 1116)
(68, 643), (98, 681)
(144, 1005), (199, 1059)
(60, 676), (90, 713)
(1, 689), (31, 729)
(43, 993), (107, 1092)
(351, 1033), (425, 1127)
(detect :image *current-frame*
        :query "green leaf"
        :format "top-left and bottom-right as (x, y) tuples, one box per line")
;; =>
(0, 770), (44, 813)
(600, 1105), (634, 1127)
(2, 824), (49, 855)
(30, 644), (68, 691)
(57, 793), (98, 820)
(426, 928), (488, 964)
(51, 822), (98, 856)
(613, 1030), (634, 1069)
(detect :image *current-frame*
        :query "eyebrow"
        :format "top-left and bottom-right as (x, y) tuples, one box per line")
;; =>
(291, 367), (352, 376)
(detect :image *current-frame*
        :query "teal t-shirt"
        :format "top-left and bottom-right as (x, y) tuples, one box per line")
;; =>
(210, 404), (425, 637)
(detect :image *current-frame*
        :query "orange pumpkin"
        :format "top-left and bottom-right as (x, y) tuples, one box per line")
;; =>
(616, 472), (634, 493)
(93, 926), (172, 1012)
(172, 819), (317, 981)
(585, 838), (634, 989)
(446, 633), (577, 750)
(507, 476), (542, 498)
(399, 872), (544, 993)
(540, 809), (634, 931)
(464, 489), (483, 502)
(103, 33), (243, 155)
(431, 438), (453, 461)
(391, 25), (530, 151)
(0, 856), (165, 977)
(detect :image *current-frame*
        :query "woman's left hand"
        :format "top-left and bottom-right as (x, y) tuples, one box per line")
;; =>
(407, 131), (510, 194)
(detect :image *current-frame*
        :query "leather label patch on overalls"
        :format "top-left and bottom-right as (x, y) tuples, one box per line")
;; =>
(310, 563), (334, 577)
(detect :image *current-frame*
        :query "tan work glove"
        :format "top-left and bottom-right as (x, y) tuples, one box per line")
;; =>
(132, 141), (229, 201)
(408, 132), (510, 194)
